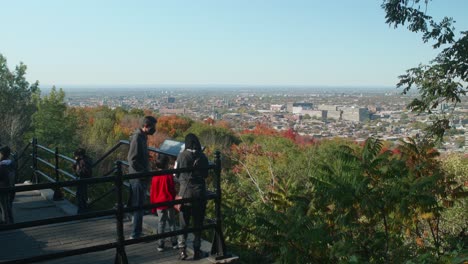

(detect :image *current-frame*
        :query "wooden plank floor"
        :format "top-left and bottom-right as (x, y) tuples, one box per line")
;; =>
(0, 190), (212, 263)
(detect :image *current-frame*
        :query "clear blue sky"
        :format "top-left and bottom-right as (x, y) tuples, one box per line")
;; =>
(2, 0), (467, 88)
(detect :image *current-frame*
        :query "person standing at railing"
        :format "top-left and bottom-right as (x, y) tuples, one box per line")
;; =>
(127, 115), (157, 239)
(0, 146), (14, 224)
(175, 133), (209, 260)
(72, 148), (93, 214)
(150, 154), (178, 252)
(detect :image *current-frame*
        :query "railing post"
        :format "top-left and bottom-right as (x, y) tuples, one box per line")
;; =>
(53, 147), (64, 201)
(114, 161), (128, 264)
(32, 138), (38, 183)
(210, 150), (228, 259)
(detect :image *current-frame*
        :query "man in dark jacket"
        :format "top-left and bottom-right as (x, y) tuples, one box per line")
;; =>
(72, 148), (93, 214)
(127, 115), (157, 239)
(175, 133), (209, 260)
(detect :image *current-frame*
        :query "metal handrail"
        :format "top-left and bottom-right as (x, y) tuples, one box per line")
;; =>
(30, 138), (119, 205)
(93, 139), (180, 168)
(92, 140), (128, 167)
(36, 144), (55, 155)
(36, 156), (55, 169)
(1, 149), (229, 264)
(86, 186), (116, 208)
(32, 170), (77, 196)
(17, 155), (31, 176)
(16, 141), (32, 160)
(58, 168), (77, 180)
(35, 156), (77, 197)
(27, 138), (202, 205)
(31, 139), (92, 199)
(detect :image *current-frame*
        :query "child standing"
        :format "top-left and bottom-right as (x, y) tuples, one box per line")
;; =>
(150, 154), (177, 252)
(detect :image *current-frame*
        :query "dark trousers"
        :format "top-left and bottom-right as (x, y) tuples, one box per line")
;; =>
(8, 172), (15, 208)
(129, 179), (147, 238)
(0, 183), (11, 224)
(76, 182), (88, 214)
(177, 199), (206, 250)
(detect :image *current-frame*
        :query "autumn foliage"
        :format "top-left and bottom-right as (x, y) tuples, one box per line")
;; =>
(19, 98), (466, 263)
(156, 115), (192, 138)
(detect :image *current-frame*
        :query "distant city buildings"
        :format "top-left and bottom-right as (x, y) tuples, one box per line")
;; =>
(158, 108), (186, 115)
(167, 97), (175, 103)
(340, 106), (370, 122)
(63, 87), (467, 153)
(270, 104), (284, 112)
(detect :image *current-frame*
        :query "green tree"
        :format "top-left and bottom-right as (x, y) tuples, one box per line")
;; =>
(438, 153), (467, 251)
(223, 134), (318, 262)
(31, 86), (77, 151)
(223, 135), (465, 263)
(382, 0), (467, 140)
(0, 53), (39, 150)
(81, 106), (126, 157)
(394, 137), (465, 260)
(184, 122), (240, 155)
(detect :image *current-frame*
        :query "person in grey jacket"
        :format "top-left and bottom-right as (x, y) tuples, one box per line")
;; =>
(127, 116), (157, 239)
(175, 133), (209, 260)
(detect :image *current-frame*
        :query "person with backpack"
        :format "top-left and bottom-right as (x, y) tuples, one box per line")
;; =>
(72, 148), (93, 214)
(150, 154), (178, 252)
(175, 133), (209, 260)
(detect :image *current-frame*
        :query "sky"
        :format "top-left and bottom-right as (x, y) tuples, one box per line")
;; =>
(1, 0), (468, 88)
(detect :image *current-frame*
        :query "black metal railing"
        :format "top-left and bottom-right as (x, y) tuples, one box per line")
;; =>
(86, 140), (179, 208)
(0, 146), (230, 263)
(11, 138), (185, 209)
(25, 138), (175, 207)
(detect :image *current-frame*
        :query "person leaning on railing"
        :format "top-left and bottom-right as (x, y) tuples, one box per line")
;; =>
(72, 148), (93, 214)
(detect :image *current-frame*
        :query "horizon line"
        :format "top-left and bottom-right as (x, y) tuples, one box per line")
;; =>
(40, 83), (398, 89)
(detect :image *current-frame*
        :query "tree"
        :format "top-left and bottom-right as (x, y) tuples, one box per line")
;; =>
(31, 87), (77, 151)
(439, 153), (468, 251)
(382, 0), (467, 140)
(223, 134), (319, 262)
(156, 115), (192, 138)
(185, 122), (240, 156)
(0, 54), (39, 150)
(79, 106), (126, 156)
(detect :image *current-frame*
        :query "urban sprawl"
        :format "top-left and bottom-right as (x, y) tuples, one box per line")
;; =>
(63, 87), (467, 153)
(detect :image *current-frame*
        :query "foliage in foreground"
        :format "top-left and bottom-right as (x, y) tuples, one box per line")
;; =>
(222, 135), (467, 263)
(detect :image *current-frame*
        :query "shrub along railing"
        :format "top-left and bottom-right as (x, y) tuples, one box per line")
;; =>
(0, 138), (230, 264)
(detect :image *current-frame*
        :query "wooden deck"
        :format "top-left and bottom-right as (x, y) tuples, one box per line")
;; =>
(0, 189), (213, 263)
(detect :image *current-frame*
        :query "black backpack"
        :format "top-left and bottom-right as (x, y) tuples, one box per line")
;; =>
(191, 152), (208, 180)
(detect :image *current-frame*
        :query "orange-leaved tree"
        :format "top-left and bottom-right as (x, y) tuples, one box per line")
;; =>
(156, 115), (192, 138)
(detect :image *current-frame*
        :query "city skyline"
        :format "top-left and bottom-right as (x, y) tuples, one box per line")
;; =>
(2, 0), (468, 88)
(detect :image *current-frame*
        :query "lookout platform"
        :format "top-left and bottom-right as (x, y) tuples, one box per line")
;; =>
(0, 186), (213, 264)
